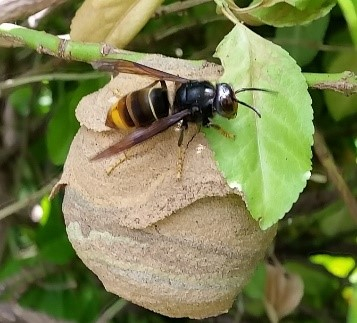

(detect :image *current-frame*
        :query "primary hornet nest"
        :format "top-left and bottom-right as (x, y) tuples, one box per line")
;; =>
(52, 54), (276, 319)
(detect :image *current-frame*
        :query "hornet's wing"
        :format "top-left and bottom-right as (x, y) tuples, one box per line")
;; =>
(92, 58), (189, 83)
(91, 109), (191, 160)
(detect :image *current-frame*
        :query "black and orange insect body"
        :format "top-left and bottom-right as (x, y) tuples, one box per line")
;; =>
(105, 81), (170, 130)
(90, 59), (271, 161)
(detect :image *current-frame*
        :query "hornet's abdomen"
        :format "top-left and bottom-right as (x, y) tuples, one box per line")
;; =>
(106, 87), (170, 130)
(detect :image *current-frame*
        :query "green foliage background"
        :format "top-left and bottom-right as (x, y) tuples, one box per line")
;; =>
(0, 0), (356, 322)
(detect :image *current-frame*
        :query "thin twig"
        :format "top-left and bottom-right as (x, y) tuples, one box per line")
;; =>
(0, 24), (357, 96)
(313, 130), (357, 224)
(0, 71), (107, 93)
(0, 177), (60, 221)
(154, 0), (211, 17)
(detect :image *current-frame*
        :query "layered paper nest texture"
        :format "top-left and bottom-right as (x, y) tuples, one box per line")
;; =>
(54, 55), (276, 319)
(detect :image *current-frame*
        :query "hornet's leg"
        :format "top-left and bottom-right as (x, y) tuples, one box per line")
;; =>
(176, 120), (188, 180)
(207, 122), (235, 140)
(106, 152), (128, 175)
(176, 121), (200, 180)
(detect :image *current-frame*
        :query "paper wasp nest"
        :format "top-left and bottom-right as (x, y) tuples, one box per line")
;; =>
(53, 55), (276, 319)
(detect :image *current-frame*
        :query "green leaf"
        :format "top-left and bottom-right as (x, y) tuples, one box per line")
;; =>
(8, 86), (32, 117)
(316, 200), (356, 237)
(250, 0), (336, 27)
(39, 235), (75, 265)
(310, 254), (355, 278)
(19, 271), (106, 322)
(20, 286), (76, 321)
(36, 197), (75, 264)
(256, 0), (327, 11)
(286, 262), (340, 308)
(337, 0), (357, 49)
(46, 79), (102, 165)
(0, 257), (37, 281)
(275, 14), (330, 66)
(322, 29), (352, 69)
(205, 23), (314, 229)
(348, 284), (357, 323)
(46, 82), (78, 166)
(243, 263), (266, 299)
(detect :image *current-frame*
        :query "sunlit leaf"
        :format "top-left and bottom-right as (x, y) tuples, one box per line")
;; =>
(205, 23), (314, 229)
(70, 0), (163, 48)
(39, 195), (51, 226)
(310, 255), (355, 278)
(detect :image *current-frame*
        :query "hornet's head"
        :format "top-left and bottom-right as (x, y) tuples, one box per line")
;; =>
(214, 83), (238, 119)
(214, 83), (274, 119)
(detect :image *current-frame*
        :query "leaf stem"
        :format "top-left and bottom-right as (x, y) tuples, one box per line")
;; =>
(303, 71), (357, 96)
(0, 23), (356, 96)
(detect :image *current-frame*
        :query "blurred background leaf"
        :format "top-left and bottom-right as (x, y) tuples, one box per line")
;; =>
(275, 14), (330, 66)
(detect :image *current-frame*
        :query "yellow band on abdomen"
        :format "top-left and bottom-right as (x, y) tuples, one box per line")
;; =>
(105, 101), (133, 131)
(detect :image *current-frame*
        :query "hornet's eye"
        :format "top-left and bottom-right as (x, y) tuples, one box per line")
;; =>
(214, 84), (238, 119)
(221, 97), (234, 113)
